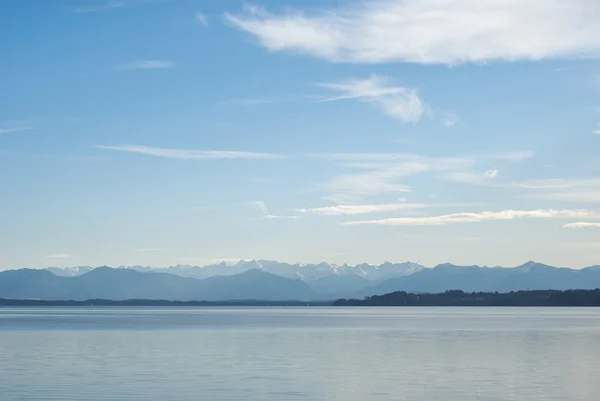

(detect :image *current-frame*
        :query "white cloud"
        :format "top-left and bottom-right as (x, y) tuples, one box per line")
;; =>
(135, 248), (165, 252)
(315, 151), (530, 199)
(342, 209), (599, 226)
(516, 178), (600, 203)
(71, 1), (124, 13)
(442, 113), (460, 127)
(225, 1), (600, 65)
(224, 97), (284, 106)
(117, 60), (175, 70)
(249, 201), (269, 214)
(0, 127), (34, 135)
(329, 171), (414, 197)
(295, 203), (427, 216)
(527, 191), (600, 203)
(484, 169), (499, 178)
(321, 194), (363, 205)
(45, 253), (71, 259)
(264, 215), (300, 220)
(514, 178), (600, 189)
(95, 145), (283, 160)
(484, 151), (535, 162)
(563, 222), (600, 228)
(441, 169), (499, 185)
(313, 151), (534, 163)
(196, 12), (208, 26)
(317, 75), (425, 123)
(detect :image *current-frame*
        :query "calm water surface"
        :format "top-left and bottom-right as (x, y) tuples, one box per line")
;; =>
(1, 307), (599, 401)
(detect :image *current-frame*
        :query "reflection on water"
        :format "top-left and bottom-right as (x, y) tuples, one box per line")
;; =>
(1, 307), (599, 401)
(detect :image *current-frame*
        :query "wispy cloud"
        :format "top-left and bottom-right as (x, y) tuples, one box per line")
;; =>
(342, 209), (600, 227)
(196, 12), (208, 26)
(70, 1), (124, 13)
(249, 200), (269, 214)
(264, 214), (300, 220)
(321, 194), (363, 205)
(135, 248), (165, 252)
(45, 253), (72, 259)
(317, 75), (425, 123)
(117, 60), (175, 70)
(313, 151), (531, 200)
(0, 127), (34, 135)
(514, 178), (600, 189)
(95, 145), (284, 160)
(70, 0), (156, 14)
(563, 222), (600, 228)
(516, 178), (600, 203)
(440, 169), (499, 185)
(225, 1), (600, 65)
(484, 169), (499, 178)
(594, 124), (600, 135)
(224, 97), (286, 106)
(442, 113), (460, 127)
(527, 192), (600, 203)
(295, 203), (427, 216)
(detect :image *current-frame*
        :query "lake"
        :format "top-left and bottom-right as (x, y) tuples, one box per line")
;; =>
(1, 307), (599, 400)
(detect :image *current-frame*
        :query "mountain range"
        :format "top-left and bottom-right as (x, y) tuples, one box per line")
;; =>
(1, 261), (599, 301)
(45, 260), (424, 281)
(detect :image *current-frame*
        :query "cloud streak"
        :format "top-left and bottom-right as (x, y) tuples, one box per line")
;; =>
(313, 151), (532, 199)
(225, 1), (600, 65)
(71, 0), (155, 14)
(71, 1), (124, 13)
(0, 127), (34, 135)
(442, 113), (460, 127)
(342, 209), (599, 226)
(45, 253), (72, 259)
(264, 215), (300, 220)
(95, 145), (284, 160)
(295, 203), (427, 216)
(249, 201), (269, 214)
(196, 12), (208, 26)
(317, 75), (425, 123)
(516, 178), (600, 203)
(563, 222), (600, 228)
(117, 60), (175, 70)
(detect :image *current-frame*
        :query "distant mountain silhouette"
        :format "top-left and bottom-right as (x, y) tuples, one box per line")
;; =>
(307, 274), (371, 299)
(46, 266), (94, 277)
(44, 260), (424, 282)
(355, 262), (600, 297)
(196, 269), (314, 301)
(0, 267), (314, 301)
(44, 260), (424, 296)
(5, 260), (600, 301)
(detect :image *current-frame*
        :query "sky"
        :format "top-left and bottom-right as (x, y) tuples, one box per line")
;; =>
(1, 0), (600, 270)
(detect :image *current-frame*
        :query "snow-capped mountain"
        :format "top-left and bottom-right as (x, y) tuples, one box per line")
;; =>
(45, 266), (94, 277)
(45, 260), (425, 282)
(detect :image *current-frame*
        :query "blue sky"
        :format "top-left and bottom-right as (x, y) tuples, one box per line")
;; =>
(1, 0), (600, 269)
